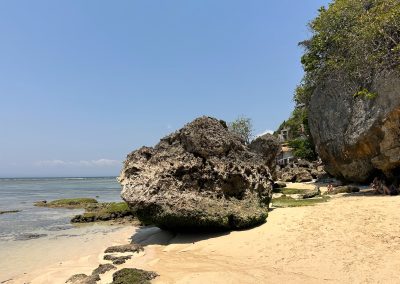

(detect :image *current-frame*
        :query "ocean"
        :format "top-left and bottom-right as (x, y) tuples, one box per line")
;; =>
(0, 177), (123, 242)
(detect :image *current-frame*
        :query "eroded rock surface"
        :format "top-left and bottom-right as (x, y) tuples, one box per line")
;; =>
(249, 133), (280, 176)
(309, 71), (400, 182)
(276, 160), (326, 183)
(119, 116), (276, 231)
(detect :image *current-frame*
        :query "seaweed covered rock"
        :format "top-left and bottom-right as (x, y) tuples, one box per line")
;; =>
(111, 268), (158, 284)
(119, 116), (275, 231)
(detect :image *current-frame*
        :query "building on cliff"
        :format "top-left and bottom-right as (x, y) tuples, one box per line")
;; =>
(276, 145), (294, 166)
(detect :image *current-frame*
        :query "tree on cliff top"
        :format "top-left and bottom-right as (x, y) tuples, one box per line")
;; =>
(296, 0), (400, 106)
(228, 116), (254, 145)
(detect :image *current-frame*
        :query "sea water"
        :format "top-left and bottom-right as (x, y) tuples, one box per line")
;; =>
(0, 177), (122, 242)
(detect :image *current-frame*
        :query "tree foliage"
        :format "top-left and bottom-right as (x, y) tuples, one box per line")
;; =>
(285, 0), (400, 161)
(275, 107), (310, 139)
(228, 116), (253, 144)
(288, 138), (318, 161)
(296, 0), (400, 105)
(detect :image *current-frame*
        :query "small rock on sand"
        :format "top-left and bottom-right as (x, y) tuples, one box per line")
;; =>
(104, 255), (132, 265)
(104, 244), (143, 254)
(111, 268), (158, 284)
(92, 263), (116, 275)
(65, 273), (100, 284)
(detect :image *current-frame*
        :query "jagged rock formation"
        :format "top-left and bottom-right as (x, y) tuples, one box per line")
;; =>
(309, 71), (400, 183)
(119, 116), (278, 231)
(276, 160), (326, 183)
(249, 133), (280, 176)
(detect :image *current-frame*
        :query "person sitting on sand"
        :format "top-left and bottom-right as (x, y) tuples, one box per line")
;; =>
(371, 178), (392, 195)
(389, 185), (399, 196)
(327, 184), (334, 193)
(371, 177), (384, 194)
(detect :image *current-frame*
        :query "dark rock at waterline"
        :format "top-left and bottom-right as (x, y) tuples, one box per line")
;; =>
(15, 233), (47, 241)
(111, 268), (158, 284)
(309, 71), (400, 182)
(119, 116), (276, 231)
(0, 210), (20, 215)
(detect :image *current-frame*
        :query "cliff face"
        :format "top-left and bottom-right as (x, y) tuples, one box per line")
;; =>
(309, 71), (400, 182)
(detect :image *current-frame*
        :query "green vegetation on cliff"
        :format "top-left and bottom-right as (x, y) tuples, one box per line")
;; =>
(297, 0), (400, 105)
(275, 107), (317, 161)
(278, 0), (400, 162)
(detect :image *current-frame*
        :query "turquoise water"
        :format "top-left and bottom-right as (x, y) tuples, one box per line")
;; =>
(0, 177), (122, 241)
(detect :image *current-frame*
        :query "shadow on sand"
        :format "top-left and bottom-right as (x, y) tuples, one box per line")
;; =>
(341, 188), (399, 198)
(130, 225), (231, 246)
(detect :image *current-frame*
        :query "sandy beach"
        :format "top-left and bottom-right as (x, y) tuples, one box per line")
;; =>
(2, 225), (137, 284)
(4, 184), (400, 284)
(133, 193), (400, 284)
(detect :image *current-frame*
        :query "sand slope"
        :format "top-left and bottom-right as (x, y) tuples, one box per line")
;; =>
(131, 194), (400, 284)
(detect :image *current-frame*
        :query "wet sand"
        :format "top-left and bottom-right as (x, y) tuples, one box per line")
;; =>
(1, 225), (136, 284)
(4, 184), (400, 284)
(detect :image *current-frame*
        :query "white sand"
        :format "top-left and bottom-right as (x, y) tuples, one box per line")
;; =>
(4, 185), (400, 284)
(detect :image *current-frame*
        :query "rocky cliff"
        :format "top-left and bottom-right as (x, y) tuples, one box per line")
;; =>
(119, 116), (279, 231)
(309, 71), (400, 182)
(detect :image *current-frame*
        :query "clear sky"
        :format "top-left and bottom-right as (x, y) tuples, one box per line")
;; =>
(0, 0), (330, 177)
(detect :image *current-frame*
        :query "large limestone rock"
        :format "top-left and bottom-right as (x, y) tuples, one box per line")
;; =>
(119, 116), (276, 231)
(249, 133), (280, 176)
(309, 71), (400, 182)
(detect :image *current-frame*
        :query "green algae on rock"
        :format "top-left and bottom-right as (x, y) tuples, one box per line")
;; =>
(34, 198), (138, 224)
(34, 198), (98, 209)
(111, 268), (158, 284)
(272, 195), (330, 208)
(71, 202), (136, 223)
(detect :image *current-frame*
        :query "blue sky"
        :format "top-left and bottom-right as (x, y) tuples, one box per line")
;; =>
(0, 0), (330, 177)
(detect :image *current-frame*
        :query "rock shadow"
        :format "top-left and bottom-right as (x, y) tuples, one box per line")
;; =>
(341, 188), (397, 198)
(130, 225), (230, 246)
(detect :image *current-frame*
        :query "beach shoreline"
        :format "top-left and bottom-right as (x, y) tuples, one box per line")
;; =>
(4, 183), (400, 284)
(1, 224), (137, 284)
